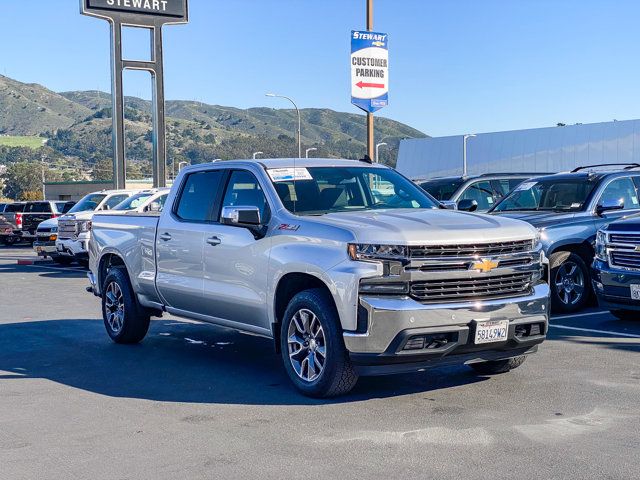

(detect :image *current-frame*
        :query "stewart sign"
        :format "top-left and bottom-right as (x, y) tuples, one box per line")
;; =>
(350, 30), (389, 113)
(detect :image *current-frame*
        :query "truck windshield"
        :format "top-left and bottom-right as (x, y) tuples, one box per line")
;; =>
(111, 193), (153, 211)
(418, 178), (464, 200)
(492, 178), (598, 212)
(68, 194), (107, 214)
(269, 166), (439, 215)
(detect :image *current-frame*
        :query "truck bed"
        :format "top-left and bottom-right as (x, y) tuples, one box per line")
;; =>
(90, 212), (161, 307)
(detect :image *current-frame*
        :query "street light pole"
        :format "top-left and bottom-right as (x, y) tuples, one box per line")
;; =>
(252, 151), (263, 159)
(366, 0), (375, 161)
(463, 134), (476, 176)
(375, 142), (387, 163)
(305, 147), (317, 158)
(266, 93), (302, 158)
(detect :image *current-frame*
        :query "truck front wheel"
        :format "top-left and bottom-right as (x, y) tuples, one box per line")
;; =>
(280, 288), (358, 398)
(101, 267), (150, 344)
(469, 355), (527, 375)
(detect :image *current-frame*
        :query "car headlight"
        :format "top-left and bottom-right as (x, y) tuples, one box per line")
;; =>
(347, 244), (408, 261)
(78, 220), (92, 233)
(595, 230), (608, 261)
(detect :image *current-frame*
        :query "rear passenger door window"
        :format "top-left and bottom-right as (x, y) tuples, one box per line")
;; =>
(175, 170), (224, 222)
(103, 195), (129, 210)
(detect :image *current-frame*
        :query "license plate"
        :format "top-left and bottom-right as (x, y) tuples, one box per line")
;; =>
(631, 284), (640, 301)
(474, 319), (509, 344)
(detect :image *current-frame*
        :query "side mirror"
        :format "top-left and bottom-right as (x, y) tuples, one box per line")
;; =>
(596, 199), (624, 215)
(440, 200), (457, 210)
(146, 201), (162, 213)
(457, 199), (478, 212)
(221, 206), (261, 227)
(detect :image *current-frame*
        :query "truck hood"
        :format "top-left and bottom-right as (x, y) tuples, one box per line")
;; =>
(309, 209), (537, 244)
(492, 211), (578, 229)
(37, 217), (59, 230)
(60, 212), (94, 221)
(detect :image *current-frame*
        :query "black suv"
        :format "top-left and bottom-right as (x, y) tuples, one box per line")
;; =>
(414, 173), (542, 212)
(592, 214), (640, 320)
(490, 164), (640, 313)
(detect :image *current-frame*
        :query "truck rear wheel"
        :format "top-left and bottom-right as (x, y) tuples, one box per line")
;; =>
(280, 288), (358, 398)
(102, 267), (150, 344)
(469, 355), (527, 375)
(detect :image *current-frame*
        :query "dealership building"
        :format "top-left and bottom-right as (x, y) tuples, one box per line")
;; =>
(396, 119), (640, 179)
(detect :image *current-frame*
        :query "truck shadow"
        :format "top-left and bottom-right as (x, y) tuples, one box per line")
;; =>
(0, 318), (486, 405)
(0, 263), (88, 279)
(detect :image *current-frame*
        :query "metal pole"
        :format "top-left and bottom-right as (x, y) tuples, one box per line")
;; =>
(375, 142), (387, 163)
(109, 21), (126, 189)
(305, 147), (317, 158)
(266, 94), (301, 158)
(151, 23), (167, 188)
(463, 134), (476, 176)
(366, 0), (375, 161)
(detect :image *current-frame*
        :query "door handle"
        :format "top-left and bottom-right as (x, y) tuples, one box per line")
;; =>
(206, 236), (221, 246)
(159, 232), (172, 242)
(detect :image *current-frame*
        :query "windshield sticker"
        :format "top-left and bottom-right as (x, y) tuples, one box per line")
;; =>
(633, 196), (639, 205)
(487, 197), (494, 204)
(267, 168), (313, 182)
(570, 202), (582, 208)
(515, 181), (537, 191)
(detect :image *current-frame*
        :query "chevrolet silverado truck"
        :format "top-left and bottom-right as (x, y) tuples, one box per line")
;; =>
(56, 189), (136, 264)
(592, 215), (640, 320)
(87, 158), (549, 397)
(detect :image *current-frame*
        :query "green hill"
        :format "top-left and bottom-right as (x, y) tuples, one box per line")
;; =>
(0, 74), (428, 178)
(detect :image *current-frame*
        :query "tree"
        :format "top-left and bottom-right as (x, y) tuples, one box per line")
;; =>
(93, 158), (113, 181)
(3, 162), (44, 200)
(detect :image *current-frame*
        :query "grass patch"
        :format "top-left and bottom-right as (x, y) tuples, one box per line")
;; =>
(0, 135), (45, 149)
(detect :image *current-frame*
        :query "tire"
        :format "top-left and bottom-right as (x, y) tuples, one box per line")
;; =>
(611, 310), (638, 321)
(101, 267), (150, 344)
(470, 355), (527, 375)
(549, 251), (590, 314)
(280, 288), (358, 398)
(52, 256), (73, 265)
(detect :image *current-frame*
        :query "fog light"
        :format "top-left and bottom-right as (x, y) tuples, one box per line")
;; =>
(359, 282), (409, 294)
(404, 337), (425, 350)
(594, 281), (604, 291)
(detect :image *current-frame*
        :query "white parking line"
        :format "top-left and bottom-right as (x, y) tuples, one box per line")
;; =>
(552, 311), (610, 320)
(549, 324), (640, 338)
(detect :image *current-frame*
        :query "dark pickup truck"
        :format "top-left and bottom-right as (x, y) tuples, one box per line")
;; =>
(0, 201), (74, 245)
(592, 215), (640, 320)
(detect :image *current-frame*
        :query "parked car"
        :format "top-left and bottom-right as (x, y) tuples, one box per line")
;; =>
(108, 188), (170, 214)
(21, 201), (75, 237)
(490, 163), (640, 313)
(56, 190), (136, 264)
(87, 158), (549, 397)
(32, 217), (72, 264)
(414, 173), (544, 212)
(0, 202), (26, 245)
(592, 215), (640, 320)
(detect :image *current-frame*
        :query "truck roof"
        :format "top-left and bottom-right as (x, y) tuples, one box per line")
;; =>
(184, 158), (387, 171)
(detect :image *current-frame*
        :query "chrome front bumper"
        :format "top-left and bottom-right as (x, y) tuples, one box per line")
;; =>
(343, 283), (549, 355)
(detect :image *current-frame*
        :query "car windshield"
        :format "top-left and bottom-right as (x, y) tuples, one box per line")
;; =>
(68, 194), (106, 213)
(269, 166), (439, 215)
(418, 178), (464, 201)
(492, 178), (599, 212)
(111, 193), (154, 211)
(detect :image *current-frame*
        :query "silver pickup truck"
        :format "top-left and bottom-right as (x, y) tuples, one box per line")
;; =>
(88, 158), (549, 397)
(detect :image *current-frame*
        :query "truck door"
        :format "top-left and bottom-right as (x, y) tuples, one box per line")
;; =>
(200, 169), (272, 331)
(156, 169), (225, 313)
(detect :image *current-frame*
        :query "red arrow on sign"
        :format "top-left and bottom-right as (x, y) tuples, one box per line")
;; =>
(356, 81), (385, 89)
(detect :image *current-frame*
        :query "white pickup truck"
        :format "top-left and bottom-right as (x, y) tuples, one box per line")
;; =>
(88, 158), (549, 397)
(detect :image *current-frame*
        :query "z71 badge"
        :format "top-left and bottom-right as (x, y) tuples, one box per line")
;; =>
(278, 224), (300, 231)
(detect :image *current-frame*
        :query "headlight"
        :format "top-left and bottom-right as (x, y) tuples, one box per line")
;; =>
(595, 230), (608, 261)
(347, 243), (408, 261)
(78, 220), (92, 233)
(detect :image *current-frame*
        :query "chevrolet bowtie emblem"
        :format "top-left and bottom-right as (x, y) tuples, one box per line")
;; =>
(635, 246), (640, 252)
(471, 258), (499, 273)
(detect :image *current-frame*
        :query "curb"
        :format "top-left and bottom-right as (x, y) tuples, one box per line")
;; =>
(17, 258), (52, 265)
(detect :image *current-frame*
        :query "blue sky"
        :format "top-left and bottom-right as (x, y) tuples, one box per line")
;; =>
(2, 0), (640, 137)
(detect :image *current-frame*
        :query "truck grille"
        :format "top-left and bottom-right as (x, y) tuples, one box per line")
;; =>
(409, 239), (533, 258)
(610, 233), (640, 244)
(610, 251), (640, 270)
(410, 272), (534, 303)
(58, 219), (77, 239)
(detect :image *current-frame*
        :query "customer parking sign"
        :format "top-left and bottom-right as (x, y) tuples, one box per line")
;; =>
(351, 30), (389, 113)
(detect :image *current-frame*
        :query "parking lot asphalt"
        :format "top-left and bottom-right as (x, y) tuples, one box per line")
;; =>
(1, 245), (639, 480)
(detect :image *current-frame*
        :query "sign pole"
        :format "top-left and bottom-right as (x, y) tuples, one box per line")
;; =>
(151, 23), (167, 188)
(109, 20), (126, 190)
(366, 0), (374, 161)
